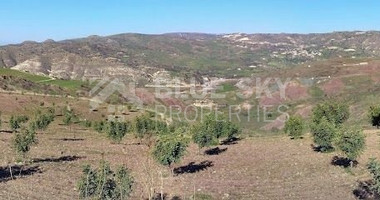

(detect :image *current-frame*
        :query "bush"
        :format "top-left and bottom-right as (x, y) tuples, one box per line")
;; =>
(134, 115), (168, 139)
(311, 117), (337, 152)
(13, 126), (37, 158)
(152, 133), (189, 169)
(369, 105), (380, 128)
(9, 115), (29, 132)
(192, 113), (241, 150)
(367, 158), (380, 195)
(93, 121), (106, 133)
(80, 120), (92, 128)
(284, 115), (305, 139)
(63, 107), (77, 126)
(77, 161), (134, 200)
(312, 101), (349, 127)
(192, 127), (218, 149)
(32, 110), (55, 131)
(336, 126), (365, 162)
(105, 121), (132, 142)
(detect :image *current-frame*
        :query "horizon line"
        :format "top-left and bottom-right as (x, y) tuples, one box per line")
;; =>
(2, 29), (380, 46)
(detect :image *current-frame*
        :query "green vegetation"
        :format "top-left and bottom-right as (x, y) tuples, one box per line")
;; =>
(31, 108), (55, 131)
(13, 126), (37, 158)
(77, 161), (134, 200)
(9, 115), (29, 132)
(0, 68), (50, 82)
(192, 113), (240, 151)
(311, 117), (337, 152)
(152, 132), (189, 172)
(93, 121), (106, 133)
(134, 115), (168, 140)
(336, 127), (365, 163)
(369, 104), (380, 128)
(310, 101), (351, 152)
(0, 68), (87, 92)
(312, 101), (349, 127)
(217, 82), (237, 93)
(284, 115), (305, 139)
(367, 159), (380, 196)
(63, 107), (77, 127)
(105, 121), (132, 142)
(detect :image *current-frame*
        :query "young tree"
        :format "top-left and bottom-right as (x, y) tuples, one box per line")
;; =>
(63, 107), (75, 127)
(106, 121), (131, 143)
(77, 161), (134, 200)
(284, 115), (305, 139)
(93, 120), (106, 133)
(0, 111), (2, 131)
(9, 115), (29, 132)
(32, 110), (55, 131)
(192, 124), (218, 153)
(312, 101), (350, 127)
(369, 105), (380, 129)
(367, 158), (380, 196)
(336, 127), (366, 167)
(13, 126), (37, 159)
(63, 106), (77, 137)
(152, 133), (189, 174)
(115, 166), (134, 199)
(134, 115), (168, 143)
(311, 117), (337, 152)
(192, 113), (241, 152)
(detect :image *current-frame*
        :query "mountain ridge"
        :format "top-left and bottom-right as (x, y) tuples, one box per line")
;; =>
(1, 31), (380, 80)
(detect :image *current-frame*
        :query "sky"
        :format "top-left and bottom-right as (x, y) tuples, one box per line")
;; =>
(1, 0), (380, 44)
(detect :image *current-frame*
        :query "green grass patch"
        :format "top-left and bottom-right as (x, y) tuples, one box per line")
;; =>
(217, 82), (237, 93)
(0, 68), (50, 82)
(45, 79), (84, 90)
(0, 68), (86, 91)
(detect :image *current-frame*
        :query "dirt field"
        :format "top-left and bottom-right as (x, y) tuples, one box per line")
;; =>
(1, 112), (379, 200)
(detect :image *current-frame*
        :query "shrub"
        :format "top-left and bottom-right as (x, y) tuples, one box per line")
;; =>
(134, 115), (168, 139)
(77, 161), (134, 200)
(9, 115), (29, 132)
(93, 121), (106, 133)
(114, 166), (134, 199)
(13, 126), (37, 158)
(192, 113), (241, 150)
(105, 121), (132, 142)
(336, 126), (365, 163)
(367, 158), (380, 195)
(152, 133), (189, 171)
(311, 117), (337, 152)
(80, 120), (92, 128)
(284, 115), (305, 139)
(63, 107), (76, 126)
(312, 101), (349, 127)
(32, 111), (55, 131)
(369, 105), (380, 128)
(192, 127), (218, 149)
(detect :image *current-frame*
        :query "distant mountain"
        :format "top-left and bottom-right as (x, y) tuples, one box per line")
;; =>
(1, 31), (380, 80)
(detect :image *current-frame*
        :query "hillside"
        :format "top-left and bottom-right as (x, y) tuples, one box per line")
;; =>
(1, 31), (380, 80)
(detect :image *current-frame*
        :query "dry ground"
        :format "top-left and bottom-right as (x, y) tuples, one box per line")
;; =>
(1, 93), (380, 199)
(1, 119), (379, 199)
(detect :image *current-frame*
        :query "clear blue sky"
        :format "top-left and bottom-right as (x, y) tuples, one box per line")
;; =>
(1, 0), (380, 44)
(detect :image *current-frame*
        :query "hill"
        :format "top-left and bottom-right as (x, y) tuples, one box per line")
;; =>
(1, 31), (380, 80)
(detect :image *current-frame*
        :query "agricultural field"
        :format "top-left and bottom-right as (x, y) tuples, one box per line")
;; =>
(1, 56), (380, 199)
(0, 91), (379, 199)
